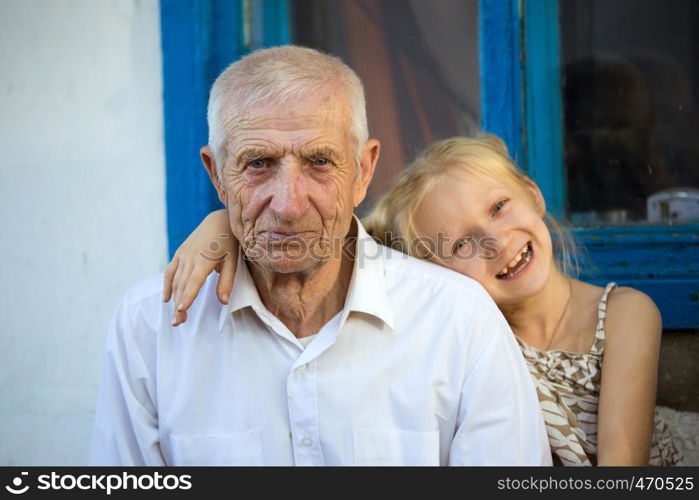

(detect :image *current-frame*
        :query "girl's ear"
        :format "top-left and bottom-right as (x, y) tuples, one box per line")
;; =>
(523, 177), (547, 216)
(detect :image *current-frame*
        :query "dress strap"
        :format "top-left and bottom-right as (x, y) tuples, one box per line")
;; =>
(591, 282), (617, 355)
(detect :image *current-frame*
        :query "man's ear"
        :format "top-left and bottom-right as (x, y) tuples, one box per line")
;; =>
(523, 177), (546, 216)
(353, 139), (380, 207)
(201, 146), (227, 206)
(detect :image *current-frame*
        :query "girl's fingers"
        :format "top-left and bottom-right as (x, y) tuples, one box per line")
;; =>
(216, 254), (236, 305)
(180, 263), (216, 312)
(172, 260), (194, 326)
(162, 255), (179, 302)
(173, 308), (187, 327)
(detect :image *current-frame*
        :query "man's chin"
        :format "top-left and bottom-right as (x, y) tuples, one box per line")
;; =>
(246, 254), (332, 274)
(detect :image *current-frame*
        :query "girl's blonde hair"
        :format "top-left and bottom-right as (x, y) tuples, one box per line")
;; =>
(363, 134), (581, 277)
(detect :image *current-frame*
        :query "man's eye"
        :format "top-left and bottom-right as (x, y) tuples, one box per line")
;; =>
(492, 199), (508, 215)
(311, 157), (330, 166)
(248, 159), (266, 169)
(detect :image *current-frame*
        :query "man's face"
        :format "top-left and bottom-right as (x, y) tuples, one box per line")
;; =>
(205, 94), (375, 275)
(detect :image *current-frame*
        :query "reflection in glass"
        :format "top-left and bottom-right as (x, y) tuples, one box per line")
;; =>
(561, 0), (699, 225)
(291, 0), (480, 210)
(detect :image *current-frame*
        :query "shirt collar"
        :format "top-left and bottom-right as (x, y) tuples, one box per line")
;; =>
(217, 246), (266, 332)
(342, 216), (395, 329)
(218, 216), (395, 332)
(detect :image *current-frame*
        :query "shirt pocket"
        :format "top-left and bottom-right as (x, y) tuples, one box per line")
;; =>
(352, 428), (440, 466)
(170, 430), (264, 465)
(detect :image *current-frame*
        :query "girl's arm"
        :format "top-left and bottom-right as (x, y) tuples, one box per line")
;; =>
(596, 287), (662, 465)
(162, 209), (238, 326)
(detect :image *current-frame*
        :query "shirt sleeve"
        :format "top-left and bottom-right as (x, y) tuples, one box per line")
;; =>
(448, 305), (553, 466)
(89, 294), (165, 466)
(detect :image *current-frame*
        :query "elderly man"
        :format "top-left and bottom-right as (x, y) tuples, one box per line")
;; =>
(90, 46), (550, 466)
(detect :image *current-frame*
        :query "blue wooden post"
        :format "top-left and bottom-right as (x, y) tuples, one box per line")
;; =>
(480, 0), (564, 217)
(522, 0), (565, 218)
(479, 0), (524, 166)
(260, 0), (291, 47)
(160, 0), (290, 257)
(160, 0), (245, 257)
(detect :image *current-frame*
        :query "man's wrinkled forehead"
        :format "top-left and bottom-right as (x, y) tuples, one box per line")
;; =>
(232, 80), (344, 113)
(225, 91), (352, 138)
(238, 108), (335, 130)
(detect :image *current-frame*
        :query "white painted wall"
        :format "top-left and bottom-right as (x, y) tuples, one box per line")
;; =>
(0, 0), (167, 464)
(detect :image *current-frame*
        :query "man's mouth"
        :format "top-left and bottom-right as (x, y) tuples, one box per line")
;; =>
(263, 230), (311, 241)
(496, 242), (533, 280)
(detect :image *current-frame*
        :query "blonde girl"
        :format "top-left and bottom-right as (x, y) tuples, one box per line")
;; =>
(163, 135), (681, 466)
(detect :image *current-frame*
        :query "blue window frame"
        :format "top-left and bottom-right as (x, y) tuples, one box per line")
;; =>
(480, 0), (699, 328)
(160, 0), (289, 257)
(160, 0), (698, 327)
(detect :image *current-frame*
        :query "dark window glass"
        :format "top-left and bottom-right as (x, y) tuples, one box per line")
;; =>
(291, 0), (480, 210)
(561, 0), (699, 225)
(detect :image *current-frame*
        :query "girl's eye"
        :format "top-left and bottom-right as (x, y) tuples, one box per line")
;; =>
(248, 159), (266, 169)
(492, 199), (508, 215)
(453, 236), (473, 254)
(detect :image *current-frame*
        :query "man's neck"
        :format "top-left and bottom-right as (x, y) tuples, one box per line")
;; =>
(248, 241), (355, 338)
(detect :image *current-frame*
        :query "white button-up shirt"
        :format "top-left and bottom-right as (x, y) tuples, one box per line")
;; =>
(90, 221), (551, 466)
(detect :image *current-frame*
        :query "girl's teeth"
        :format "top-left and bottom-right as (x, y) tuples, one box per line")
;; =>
(508, 249), (525, 268)
(499, 244), (531, 278)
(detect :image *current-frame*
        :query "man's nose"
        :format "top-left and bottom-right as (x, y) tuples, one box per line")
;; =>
(268, 163), (310, 220)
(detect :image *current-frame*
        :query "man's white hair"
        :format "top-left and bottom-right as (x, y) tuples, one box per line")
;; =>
(207, 45), (369, 176)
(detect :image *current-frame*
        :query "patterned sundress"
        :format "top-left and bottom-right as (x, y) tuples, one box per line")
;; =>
(516, 282), (683, 466)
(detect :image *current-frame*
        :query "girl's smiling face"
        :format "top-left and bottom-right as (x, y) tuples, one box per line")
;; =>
(414, 167), (554, 307)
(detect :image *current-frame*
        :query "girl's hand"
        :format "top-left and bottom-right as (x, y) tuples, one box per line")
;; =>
(162, 209), (238, 326)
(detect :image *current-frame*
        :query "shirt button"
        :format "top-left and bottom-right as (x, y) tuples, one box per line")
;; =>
(301, 437), (313, 447)
(296, 365), (306, 372)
